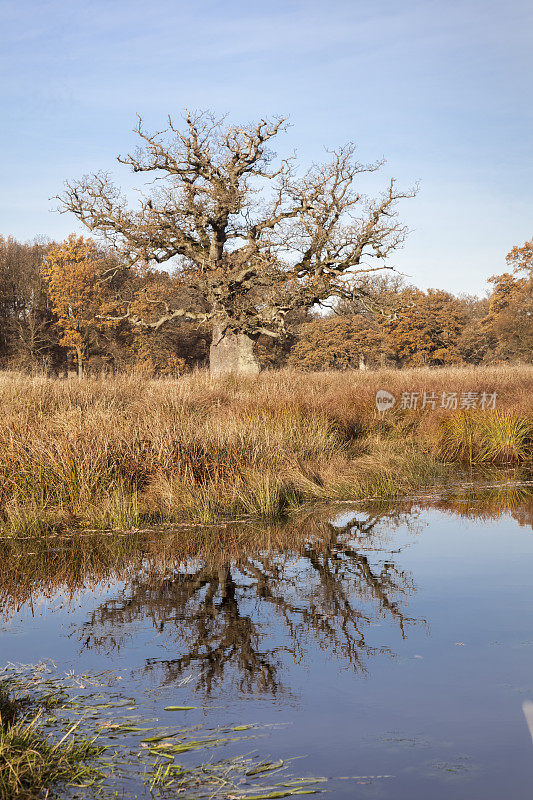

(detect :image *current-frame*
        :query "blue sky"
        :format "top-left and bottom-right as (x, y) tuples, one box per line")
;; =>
(1, 0), (531, 295)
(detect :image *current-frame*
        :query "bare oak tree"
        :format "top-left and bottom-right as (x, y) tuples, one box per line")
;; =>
(60, 111), (415, 375)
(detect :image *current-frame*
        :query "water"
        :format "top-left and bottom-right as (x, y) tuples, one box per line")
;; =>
(1, 483), (533, 798)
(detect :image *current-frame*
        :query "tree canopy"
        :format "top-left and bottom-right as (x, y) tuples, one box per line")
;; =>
(484, 238), (533, 361)
(59, 111), (416, 374)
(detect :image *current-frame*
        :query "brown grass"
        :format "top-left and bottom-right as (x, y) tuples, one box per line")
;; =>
(0, 365), (530, 534)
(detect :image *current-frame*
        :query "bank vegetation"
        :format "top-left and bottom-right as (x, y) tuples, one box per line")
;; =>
(0, 365), (530, 536)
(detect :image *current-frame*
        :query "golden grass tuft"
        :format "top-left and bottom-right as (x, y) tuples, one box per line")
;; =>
(439, 411), (533, 464)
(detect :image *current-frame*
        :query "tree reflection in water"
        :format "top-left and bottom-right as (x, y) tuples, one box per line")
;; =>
(78, 508), (424, 696)
(2, 485), (529, 697)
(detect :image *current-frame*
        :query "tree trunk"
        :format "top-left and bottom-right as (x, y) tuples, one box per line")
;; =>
(209, 325), (260, 377)
(75, 347), (83, 380)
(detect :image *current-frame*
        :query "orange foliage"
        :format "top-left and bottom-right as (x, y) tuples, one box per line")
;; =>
(383, 288), (466, 366)
(485, 239), (533, 361)
(288, 315), (382, 370)
(42, 235), (114, 375)
(290, 288), (468, 370)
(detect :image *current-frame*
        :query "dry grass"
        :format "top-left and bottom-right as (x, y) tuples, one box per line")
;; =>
(0, 365), (530, 534)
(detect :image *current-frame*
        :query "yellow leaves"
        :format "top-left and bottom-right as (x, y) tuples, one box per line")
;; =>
(42, 235), (112, 355)
(59, 330), (84, 351)
(505, 238), (533, 275)
(43, 235), (106, 304)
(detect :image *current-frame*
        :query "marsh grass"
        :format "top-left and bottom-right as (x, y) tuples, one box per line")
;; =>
(439, 412), (533, 465)
(0, 365), (530, 533)
(480, 413), (532, 464)
(0, 682), (103, 800)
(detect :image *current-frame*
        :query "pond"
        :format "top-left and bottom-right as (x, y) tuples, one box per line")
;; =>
(1, 481), (533, 798)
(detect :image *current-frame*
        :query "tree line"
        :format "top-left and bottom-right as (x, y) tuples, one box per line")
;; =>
(0, 232), (530, 375)
(288, 241), (532, 369)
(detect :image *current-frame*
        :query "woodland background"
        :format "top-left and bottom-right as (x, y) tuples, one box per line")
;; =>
(1, 234), (531, 376)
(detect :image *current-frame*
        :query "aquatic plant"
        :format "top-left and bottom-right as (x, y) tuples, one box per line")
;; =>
(0, 663), (369, 799)
(0, 682), (103, 800)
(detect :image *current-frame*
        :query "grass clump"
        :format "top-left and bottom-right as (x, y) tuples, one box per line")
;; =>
(0, 683), (103, 800)
(439, 411), (533, 465)
(0, 687), (18, 728)
(480, 412), (532, 464)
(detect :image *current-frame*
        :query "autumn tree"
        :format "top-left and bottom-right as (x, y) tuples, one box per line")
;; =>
(382, 288), (467, 366)
(288, 314), (382, 370)
(289, 274), (472, 371)
(0, 236), (62, 371)
(455, 294), (491, 365)
(330, 272), (406, 368)
(42, 235), (128, 378)
(506, 238), (533, 274)
(59, 111), (415, 376)
(127, 266), (209, 373)
(483, 238), (533, 362)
